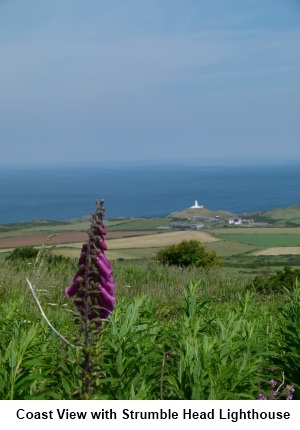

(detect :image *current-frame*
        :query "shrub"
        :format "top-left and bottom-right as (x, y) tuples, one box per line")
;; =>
(155, 240), (222, 269)
(272, 281), (300, 399)
(248, 266), (300, 293)
(5, 246), (73, 266)
(6, 246), (39, 261)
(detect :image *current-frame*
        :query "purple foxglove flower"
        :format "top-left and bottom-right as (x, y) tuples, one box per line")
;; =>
(98, 287), (116, 322)
(97, 252), (111, 268)
(99, 224), (106, 235)
(100, 273), (113, 284)
(65, 275), (82, 298)
(100, 280), (115, 294)
(96, 256), (113, 278)
(99, 285), (116, 309)
(66, 199), (116, 328)
(99, 238), (107, 251)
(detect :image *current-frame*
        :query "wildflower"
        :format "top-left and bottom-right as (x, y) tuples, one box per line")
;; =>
(286, 385), (295, 394)
(282, 384), (295, 400)
(258, 394), (267, 400)
(268, 379), (278, 387)
(65, 199), (116, 327)
(269, 390), (278, 398)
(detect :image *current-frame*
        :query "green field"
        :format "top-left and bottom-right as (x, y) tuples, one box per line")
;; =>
(105, 218), (172, 230)
(262, 206), (300, 220)
(1, 208), (300, 271)
(0, 218), (168, 238)
(52, 246), (160, 260)
(204, 240), (256, 256)
(216, 233), (300, 247)
(214, 227), (300, 234)
(0, 221), (91, 238)
(242, 205), (300, 225)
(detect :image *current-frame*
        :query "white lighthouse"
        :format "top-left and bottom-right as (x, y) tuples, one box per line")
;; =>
(190, 200), (203, 209)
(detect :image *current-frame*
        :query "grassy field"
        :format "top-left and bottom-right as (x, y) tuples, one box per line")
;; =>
(1, 207), (300, 400)
(241, 205), (300, 226)
(262, 205), (300, 220)
(1, 253), (299, 400)
(1, 208), (300, 271)
(215, 234), (300, 247)
(106, 230), (220, 248)
(204, 240), (256, 256)
(0, 218), (133, 238)
(214, 227), (300, 234)
(48, 234), (300, 277)
(1, 220), (300, 273)
(52, 246), (160, 260)
(50, 230), (221, 261)
(0, 221), (91, 238)
(106, 218), (172, 230)
(253, 247), (300, 256)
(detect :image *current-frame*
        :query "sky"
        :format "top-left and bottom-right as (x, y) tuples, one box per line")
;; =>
(1, 0), (299, 166)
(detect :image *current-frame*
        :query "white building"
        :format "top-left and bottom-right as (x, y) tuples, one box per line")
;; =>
(190, 200), (203, 209)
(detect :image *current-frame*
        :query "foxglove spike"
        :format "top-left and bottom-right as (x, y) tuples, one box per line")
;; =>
(65, 199), (116, 328)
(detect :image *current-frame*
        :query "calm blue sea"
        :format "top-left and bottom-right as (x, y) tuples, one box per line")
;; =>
(0, 163), (299, 224)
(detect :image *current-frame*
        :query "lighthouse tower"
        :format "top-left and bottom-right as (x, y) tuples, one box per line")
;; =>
(190, 200), (203, 209)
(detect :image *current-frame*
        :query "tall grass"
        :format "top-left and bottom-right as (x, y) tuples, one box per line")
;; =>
(0, 256), (298, 399)
(113, 260), (252, 305)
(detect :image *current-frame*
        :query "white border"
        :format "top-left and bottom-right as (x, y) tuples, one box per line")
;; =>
(1, 400), (299, 429)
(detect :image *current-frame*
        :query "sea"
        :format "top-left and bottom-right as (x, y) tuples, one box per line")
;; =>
(0, 162), (299, 224)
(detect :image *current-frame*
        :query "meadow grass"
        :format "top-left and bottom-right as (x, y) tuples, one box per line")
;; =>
(0, 220), (86, 237)
(106, 217), (171, 230)
(253, 247), (300, 256)
(204, 240), (256, 256)
(215, 227), (300, 234)
(262, 206), (300, 221)
(105, 230), (220, 248)
(44, 233), (299, 262)
(0, 218), (136, 239)
(52, 246), (162, 260)
(1, 252), (299, 400)
(216, 234), (300, 247)
(290, 219), (300, 225)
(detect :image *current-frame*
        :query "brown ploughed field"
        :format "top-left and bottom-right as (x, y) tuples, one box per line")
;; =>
(0, 230), (157, 249)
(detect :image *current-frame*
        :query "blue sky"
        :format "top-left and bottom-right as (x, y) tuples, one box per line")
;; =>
(1, 0), (299, 166)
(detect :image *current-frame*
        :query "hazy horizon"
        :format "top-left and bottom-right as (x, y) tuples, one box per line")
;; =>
(1, 154), (300, 170)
